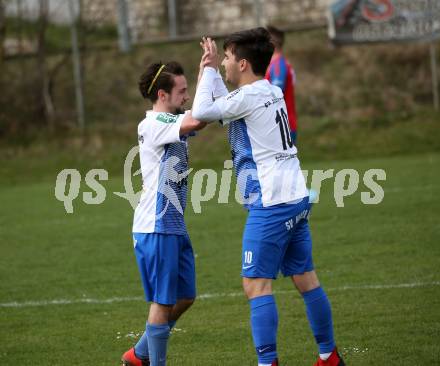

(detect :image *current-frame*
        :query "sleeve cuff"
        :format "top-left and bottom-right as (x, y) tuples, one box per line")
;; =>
(204, 67), (218, 76)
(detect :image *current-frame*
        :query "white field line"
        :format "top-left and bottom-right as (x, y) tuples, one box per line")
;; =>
(1, 281), (439, 309)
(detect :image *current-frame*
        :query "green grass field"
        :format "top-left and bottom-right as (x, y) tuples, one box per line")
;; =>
(1, 148), (439, 365)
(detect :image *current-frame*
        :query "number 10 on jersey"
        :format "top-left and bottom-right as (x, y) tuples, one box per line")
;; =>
(275, 107), (294, 150)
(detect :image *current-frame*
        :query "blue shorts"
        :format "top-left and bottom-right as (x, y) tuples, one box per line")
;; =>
(241, 197), (314, 279)
(133, 232), (196, 305)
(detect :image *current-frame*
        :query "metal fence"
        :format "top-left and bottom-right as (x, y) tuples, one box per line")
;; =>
(3, 0), (329, 54)
(1, 0), (436, 133)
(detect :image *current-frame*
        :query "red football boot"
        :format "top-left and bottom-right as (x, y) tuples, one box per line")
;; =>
(314, 348), (345, 366)
(121, 347), (150, 366)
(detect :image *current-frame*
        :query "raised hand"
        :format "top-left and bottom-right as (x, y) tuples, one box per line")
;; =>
(199, 37), (219, 70)
(199, 38), (210, 69)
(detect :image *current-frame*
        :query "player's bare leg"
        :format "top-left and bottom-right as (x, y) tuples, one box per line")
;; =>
(243, 277), (272, 299)
(169, 298), (195, 323)
(291, 271), (345, 366)
(291, 270), (320, 293)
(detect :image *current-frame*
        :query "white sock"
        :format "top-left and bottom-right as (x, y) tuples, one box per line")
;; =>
(319, 352), (332, 361)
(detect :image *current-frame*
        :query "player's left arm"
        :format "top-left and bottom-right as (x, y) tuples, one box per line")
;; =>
(196, 37), (228, 100)
(192, 68), (251, 124)
(213, 69), (229, 99)
(192, 66), (223, 122)
(193, 37), (250, 123)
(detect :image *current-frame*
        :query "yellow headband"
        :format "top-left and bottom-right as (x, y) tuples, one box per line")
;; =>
(147, 65), (166, 94)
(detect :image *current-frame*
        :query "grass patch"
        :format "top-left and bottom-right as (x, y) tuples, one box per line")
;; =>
(0, 152), (439, 365)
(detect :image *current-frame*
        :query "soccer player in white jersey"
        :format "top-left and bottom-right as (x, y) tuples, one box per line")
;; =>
(192, 29), (345, 366)
(121, 61), (206, 366)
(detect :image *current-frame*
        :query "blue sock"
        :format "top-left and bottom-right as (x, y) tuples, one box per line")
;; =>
(168, 320), (176, 330)
(302, 287), (336, 354)
(134, 328), (149, 360)
(135, 321), (176, 360)
(249, 295), (278, 364)
(146, 323), (170, 366)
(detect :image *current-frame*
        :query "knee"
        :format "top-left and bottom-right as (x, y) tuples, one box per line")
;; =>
(242, 280), (254, 298)
(180, 298), (195, 308)
(292, 271), (320, 294)
(148, 303), (173, 324)
(242, 278), (272, 299)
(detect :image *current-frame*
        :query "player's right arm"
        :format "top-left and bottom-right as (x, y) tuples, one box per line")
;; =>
(179, 112), (207, 136)
(143, 112), (206, 147)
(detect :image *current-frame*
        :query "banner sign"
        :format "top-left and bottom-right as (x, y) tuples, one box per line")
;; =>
(328, 0), (440, 44)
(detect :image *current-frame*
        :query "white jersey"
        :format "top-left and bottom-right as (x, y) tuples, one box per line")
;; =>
(192, 67), (308, 209)
(133, 111), (189, 234)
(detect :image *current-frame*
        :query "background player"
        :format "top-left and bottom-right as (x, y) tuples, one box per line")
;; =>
(192, 30), (345, 366)
(265, 25), (298, 145)
(121, 61), (206, 366)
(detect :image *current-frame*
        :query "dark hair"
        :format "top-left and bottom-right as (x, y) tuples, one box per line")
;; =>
(139, 61), (184, 102)
(266, 25), (285, 49)
(223, 27), (274, 76)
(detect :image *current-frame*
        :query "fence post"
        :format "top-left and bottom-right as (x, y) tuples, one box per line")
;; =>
(253, 0), (263, 27)
(68, 0), (85, 130)
(117, 0), (131, 53)
(0, 0), (5, 62)
(430, 43), (439, 111)
(168, 0), (177, 38)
